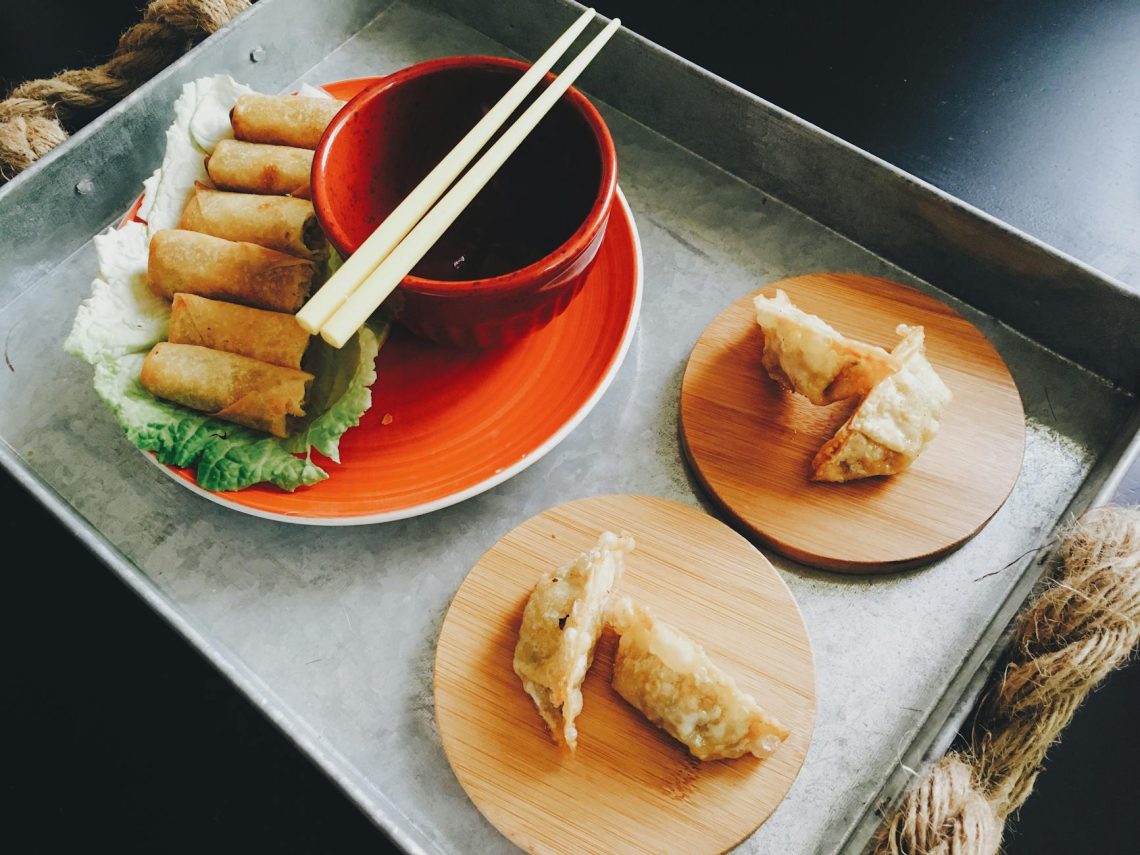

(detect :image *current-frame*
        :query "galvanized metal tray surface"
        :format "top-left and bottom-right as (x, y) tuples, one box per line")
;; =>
(1, 1), (1137, 852)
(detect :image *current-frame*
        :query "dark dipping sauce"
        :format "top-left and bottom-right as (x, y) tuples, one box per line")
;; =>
(358, 64), (603, 282)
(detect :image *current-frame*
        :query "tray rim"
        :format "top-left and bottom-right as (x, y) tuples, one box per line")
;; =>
(1, 1), (1138, 853)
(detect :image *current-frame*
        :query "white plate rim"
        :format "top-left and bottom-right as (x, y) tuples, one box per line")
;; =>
(144, 187), (644, 525)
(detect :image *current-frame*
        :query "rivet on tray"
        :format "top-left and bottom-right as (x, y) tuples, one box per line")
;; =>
(75, 179), (94, 196)
(250, 46), (267, 63)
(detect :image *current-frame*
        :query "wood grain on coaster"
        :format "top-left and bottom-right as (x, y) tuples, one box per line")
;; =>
(434, 494), (815, 855)
(680, 274), (1025, 572)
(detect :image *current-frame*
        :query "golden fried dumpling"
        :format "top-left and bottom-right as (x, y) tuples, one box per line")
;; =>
(754, 289), (898, 404)
(813, 324), (952, 482)
(513, 531), (634, 752)
(607, 596), (789, 761)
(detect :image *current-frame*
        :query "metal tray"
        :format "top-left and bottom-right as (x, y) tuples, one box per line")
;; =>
(1, 0), (1137, 852)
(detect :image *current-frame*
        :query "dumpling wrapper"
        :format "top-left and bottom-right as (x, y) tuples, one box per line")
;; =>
(754, 289), (899, 405)
(607, 595), (790, 761)
(513, 531), (634, 752)
(812, 324), (953, 482)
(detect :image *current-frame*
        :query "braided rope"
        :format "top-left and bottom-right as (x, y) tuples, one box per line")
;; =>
(877, 756), (1002, 855)
(875, 505), (1140, 854)
(0, 0), (250, 181)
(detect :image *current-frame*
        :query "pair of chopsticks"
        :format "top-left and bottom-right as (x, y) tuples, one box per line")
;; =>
(298, 8), (621, 348)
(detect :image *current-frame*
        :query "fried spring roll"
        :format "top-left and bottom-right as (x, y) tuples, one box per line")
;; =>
(148, 230), (314, 313)
(169, 294), (311, 370)
(140, 342), (313, 437)
(179, 183), (327, 259)
(230, 93), (346, 150)
(205, 139), (314, 198)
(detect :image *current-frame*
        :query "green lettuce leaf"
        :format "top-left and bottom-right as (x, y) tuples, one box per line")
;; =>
(283, 322), (388, 462)
(93, 353), (326, 492)
(69, 230), (386, 492)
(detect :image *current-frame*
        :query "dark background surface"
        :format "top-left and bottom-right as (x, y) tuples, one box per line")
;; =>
(3, 0), (1137, 852)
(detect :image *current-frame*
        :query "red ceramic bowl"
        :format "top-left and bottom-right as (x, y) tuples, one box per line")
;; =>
(312, 56), (618, 349)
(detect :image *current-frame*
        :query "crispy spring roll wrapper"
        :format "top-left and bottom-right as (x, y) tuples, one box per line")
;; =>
(205, 140), (314, 198)
(148, 229), (314, 313)
(140, 342), (313, 438)
(179, 183), (327, 259)
(169, 294), (311, 370)
(230, 93), (346, 149)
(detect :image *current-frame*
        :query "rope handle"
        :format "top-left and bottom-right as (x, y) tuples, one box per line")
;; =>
(0, 0), (250, 182)
(876, 505), (1140, 854)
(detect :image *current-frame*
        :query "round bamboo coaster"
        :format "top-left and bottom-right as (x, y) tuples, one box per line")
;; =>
(680, 273), (1025, 573)
(434, 494), (815, 855)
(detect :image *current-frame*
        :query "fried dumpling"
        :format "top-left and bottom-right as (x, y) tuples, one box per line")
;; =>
(754, 289), (898, 405)
(513, 531), (634, 752)
(607, 596), (789, 761)
(812, 324), (952, 482)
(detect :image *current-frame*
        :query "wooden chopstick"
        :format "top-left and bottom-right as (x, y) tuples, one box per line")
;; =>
(320, 17), (621, 348)
(296, 7), (600, 334)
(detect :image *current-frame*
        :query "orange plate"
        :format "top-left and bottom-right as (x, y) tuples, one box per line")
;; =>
(136, 78), (642, 524)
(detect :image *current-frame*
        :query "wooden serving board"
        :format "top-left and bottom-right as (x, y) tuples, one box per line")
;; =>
(434, 495), (815, 855)
(680, 273), (1025, 572)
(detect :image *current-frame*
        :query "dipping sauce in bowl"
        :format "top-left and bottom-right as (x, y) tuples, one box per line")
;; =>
(313, 56), (617, 349)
